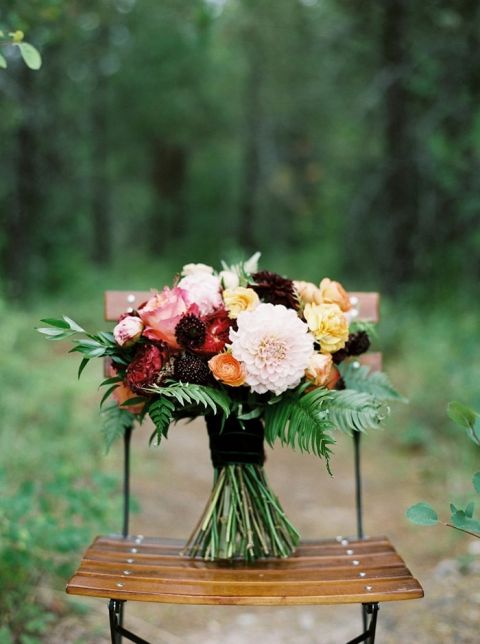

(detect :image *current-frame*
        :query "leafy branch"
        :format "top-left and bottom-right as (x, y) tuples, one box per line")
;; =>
(339, 362), (406, 402)
(0, 29), (42, 70)
(327, 389), (389, 434)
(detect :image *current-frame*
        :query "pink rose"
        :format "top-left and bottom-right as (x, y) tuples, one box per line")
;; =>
(113, 315), (144, 347)
(177, 272), (222, 316)
(138, 287), (198, 349)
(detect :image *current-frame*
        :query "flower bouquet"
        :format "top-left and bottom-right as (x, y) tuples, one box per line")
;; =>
(38, 254), (402, 561)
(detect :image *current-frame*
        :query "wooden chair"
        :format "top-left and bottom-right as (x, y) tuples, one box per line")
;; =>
(66, 291), (423, 644)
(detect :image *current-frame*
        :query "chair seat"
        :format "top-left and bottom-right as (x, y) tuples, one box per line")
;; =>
(66, 535), (423, 606)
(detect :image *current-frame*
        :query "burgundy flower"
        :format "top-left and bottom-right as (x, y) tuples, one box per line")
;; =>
(126, 343), (169, 394)
(250, 271), (298, 310)
(197, 309), (232, 354)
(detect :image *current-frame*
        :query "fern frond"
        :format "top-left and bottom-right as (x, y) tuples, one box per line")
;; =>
(148, 397), (175, 445)
(327, 389), (389, 434)
(264, 388), (335, 464)
(149, 383), (231, 417)
(101, 403), (135, 451)
(340, 363), (406, 402)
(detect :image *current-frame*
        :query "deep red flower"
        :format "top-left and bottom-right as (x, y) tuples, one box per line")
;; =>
(125, 343), (169, 394)
(196, 309), (232, 355)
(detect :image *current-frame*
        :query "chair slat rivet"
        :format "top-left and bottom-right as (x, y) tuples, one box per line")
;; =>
(349, 296), (359, 305)
(336, 536), (343, 542)
(352, 560), (360, 566)
(116, 583), (124, 588)
(350, 308), (359, 318)
(126, 558), (134, 564)
(135, 536), (144, 544)
(365, 585), (373, 591)
(127, 294), (136, 303)
(346, 549), (354, 555)
(123, 570), (131, 575)
(130, 548), (138, 553)
(359, 572), (366, 577)
(127, 307), (134, 313)
(341, 539), (349, 546)
(352, 361), (360, 369)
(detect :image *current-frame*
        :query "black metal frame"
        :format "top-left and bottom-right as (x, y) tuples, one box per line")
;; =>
(107, 426), (378, 644)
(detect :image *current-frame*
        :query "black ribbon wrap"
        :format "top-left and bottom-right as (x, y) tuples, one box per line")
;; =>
(206, 415), (265, 468)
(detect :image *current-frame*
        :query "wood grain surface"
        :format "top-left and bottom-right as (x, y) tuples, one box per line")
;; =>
(67, 535), (423, 606)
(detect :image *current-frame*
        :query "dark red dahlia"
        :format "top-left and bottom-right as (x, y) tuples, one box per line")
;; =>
(197, 309), (232, 355)
(250, 271), (298, 310)
(125, 342), (169, 394)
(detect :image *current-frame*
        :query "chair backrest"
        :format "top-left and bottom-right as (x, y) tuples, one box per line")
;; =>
(104, 290), (382, 371)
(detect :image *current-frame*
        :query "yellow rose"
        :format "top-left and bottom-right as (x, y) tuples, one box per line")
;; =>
(318, 278), (352, 312)
(303, 303), (349, 353)
(223, 287), (260, 319)
(294, 280), (323, 305)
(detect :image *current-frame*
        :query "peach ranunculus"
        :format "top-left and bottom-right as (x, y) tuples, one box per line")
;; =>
(305, 353), (341, 389)
(305, 353), (333, 387)
(303, 302), (349, 353)
(223, 287), (260, 319)
(208, 353), (246, 387)
(138, 287), (197, 349)
(113, 315), (144, 347)
(318, 278), (352, 312)
(294, 280), (323, 305)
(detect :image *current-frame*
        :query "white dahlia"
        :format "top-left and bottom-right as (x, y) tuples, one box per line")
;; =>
(229, 303), (314, 395)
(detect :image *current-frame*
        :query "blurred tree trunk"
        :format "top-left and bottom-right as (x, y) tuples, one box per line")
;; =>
(149, 139), (188, 251)
(381, 0), (417, 288)
(91, 31), (111, 266)
(2, 69), (37, 298)
(238, 24), (262, 252)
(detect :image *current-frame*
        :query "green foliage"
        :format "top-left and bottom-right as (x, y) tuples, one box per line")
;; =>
(0, 470), (116, 640)
(339, 362), (406, 402)
(263, 388), (335, 466)
(149, 383), (232, 418)
(327, 389), (388, 434)
(101, 402), (135, 451)
(148, 397), (175, 445)
(406, 502), (439, 526)
(447, 401), (480, 446)
(0, 29), (42, 70)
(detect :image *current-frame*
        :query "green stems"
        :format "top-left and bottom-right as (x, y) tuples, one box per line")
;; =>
(181, 464), (300, 561)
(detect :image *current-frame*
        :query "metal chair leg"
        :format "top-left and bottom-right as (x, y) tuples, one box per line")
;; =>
(108, 599), (150, 644)
(345, 603), (380, 644)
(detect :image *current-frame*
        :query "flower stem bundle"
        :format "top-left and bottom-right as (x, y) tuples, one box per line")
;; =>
(182, 464), (299, 561)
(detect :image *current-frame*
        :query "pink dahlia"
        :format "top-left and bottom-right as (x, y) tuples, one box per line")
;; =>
(229, 303), (314, 395)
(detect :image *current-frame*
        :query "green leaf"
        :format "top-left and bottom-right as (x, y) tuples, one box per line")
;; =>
(63, 316), (85, 333)
(447, 401), (480, 446)
(406, 502), (439, 526)
(327, 389), (389, 433)
(465, 502), (475, 518)
(100, 384), (120, 407)
(339, 362), (406, 402)
(473, 472), (480, 494)
(263, 387), (335, 466)
(16, 42), (42, 70)
(148, 397), (175, 445)
(149, 383), (231, 418)
(451, 510), (480, 534)
(99, 376), (123, 387)
(40, 318), (71, 329)
(0, 53), (6, 69)
(101, 403), (135, 451)
(78, 357), (90, 379)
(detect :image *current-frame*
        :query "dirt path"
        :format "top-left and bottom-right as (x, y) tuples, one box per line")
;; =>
(47, 420), (479, 643)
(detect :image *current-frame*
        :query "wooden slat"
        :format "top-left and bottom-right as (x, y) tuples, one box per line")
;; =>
(104, 291), (380, 323)
(66, 536), (423, 606)
(357, 352), (382, 372)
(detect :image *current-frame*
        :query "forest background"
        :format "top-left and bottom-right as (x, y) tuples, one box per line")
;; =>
(1, 0), (480, 642)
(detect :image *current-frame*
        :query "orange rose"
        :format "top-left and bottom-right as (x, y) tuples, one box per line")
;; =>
(318, 278), (352, 312)
(208, 353), (246, 387)
(294, 280), (323, 305)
